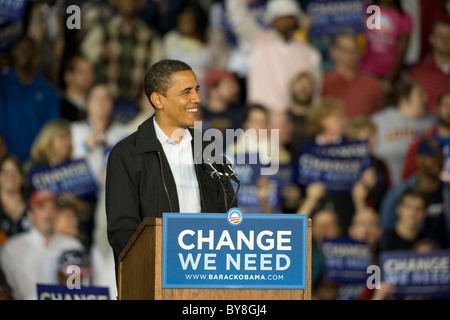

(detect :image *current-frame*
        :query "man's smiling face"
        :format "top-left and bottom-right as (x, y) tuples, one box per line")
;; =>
(158, 70), (201, 131)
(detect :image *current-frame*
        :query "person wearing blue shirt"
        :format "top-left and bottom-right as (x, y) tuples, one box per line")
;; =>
(379, 138), (450, 249)
(0, 36), (60, 162)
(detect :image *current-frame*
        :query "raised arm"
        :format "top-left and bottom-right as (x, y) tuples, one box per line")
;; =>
(225, 0), (262, 52)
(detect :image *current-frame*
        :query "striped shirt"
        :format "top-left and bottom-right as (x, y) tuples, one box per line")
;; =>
(409, 59), (450, 114)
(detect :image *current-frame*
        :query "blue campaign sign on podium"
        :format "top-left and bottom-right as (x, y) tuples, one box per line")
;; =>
(162, 208), (308, 289)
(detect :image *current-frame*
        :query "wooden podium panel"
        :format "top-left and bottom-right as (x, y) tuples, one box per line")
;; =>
(118, 217), (312, 300)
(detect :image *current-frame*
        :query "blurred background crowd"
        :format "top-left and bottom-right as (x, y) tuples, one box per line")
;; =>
(0, 0), (449, 300)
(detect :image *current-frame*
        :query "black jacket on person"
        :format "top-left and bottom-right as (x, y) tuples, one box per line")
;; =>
(105, 115), (237, 262)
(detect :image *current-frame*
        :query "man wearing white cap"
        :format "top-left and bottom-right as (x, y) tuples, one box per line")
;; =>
(226, 0), (322, 114)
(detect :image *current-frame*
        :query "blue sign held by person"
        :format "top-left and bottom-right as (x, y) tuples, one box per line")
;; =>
(37, 284), (110, 300)
(306, 0), (367, 37)
(295, 140), (371, 193)
(28, 159), (99, 199)
(162, 209), (308, 289)
(230, 153), (293, 213)
(380, 249), (450, 298)
(322, 237), (372, 284)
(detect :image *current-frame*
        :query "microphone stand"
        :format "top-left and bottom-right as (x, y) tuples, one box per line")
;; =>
(202, 157), (241, 212)
(221, 157), (240, 209)
(202, 159), (229, 211)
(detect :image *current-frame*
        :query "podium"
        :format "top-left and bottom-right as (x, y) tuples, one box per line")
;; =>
(118, 217), (312, 300)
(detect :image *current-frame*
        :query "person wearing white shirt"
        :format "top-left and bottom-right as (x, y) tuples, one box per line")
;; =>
(153, 118), (201, 213)
(0, 190), (85, 300)
(70, 84), (131, 183)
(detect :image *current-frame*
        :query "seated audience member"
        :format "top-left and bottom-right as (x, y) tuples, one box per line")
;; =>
(0, 190), (85, 300)
(0, 155), (31, 238)
(322, 32), (384, 118)
(60, 54), (96, 122)
(371, 79), (435, 186)
(408, 20), (450, 114)
(380, 138), (449, 248)
(0, 36), (60, 162)
(402, 91), (450, 181)
(379, 187), (432, 251)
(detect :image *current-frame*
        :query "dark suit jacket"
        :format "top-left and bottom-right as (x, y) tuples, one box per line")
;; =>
(105, 115), (237, 260)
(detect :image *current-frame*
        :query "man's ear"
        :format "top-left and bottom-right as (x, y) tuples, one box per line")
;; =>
(150, 92), (164, 111)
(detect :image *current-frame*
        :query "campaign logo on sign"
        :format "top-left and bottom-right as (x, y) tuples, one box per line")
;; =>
(162, 211), (308, 289)
(380, 249), (450, 298)
(227, 208), (243, 226)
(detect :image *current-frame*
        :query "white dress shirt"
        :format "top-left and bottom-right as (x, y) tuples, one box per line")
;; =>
(153, 118), (201, 213)
(0, 228), (84, 300)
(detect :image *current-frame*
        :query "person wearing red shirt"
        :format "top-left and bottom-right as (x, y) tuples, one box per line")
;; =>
(402, 91), (450, 181)
(419, 0), (450, 61)
(322, 32), (384, 118)
(409, 20), (450, 114)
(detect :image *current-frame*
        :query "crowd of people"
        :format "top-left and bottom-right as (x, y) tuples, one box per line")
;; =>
(0, 0), (449, 300)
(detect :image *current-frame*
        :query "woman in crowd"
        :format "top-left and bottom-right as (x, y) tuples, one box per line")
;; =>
(0, 155), (31, 239)
(26, 119), (73, 173)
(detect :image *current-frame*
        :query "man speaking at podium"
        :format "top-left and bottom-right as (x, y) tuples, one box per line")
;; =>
(105, 60), (237, 278)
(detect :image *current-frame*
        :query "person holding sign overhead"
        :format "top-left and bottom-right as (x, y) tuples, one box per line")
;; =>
(105, 60), (237, 284)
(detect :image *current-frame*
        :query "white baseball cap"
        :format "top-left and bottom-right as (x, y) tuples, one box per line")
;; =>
(265, 0), (302, 24)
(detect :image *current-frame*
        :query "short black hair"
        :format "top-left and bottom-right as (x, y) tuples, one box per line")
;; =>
(64, 53), (89, 73)
(143, 59), (192, 109)
(242, 103), (270, 125)
(399, 187), (430, 209)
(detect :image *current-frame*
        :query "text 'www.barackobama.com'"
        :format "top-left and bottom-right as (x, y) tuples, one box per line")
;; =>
(185, 274), (284, 281)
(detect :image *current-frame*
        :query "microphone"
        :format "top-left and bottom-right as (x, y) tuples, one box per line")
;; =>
(202, 159), (223, 180)
(221, 156), (240, 184)
(202, 158), (230, 210)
